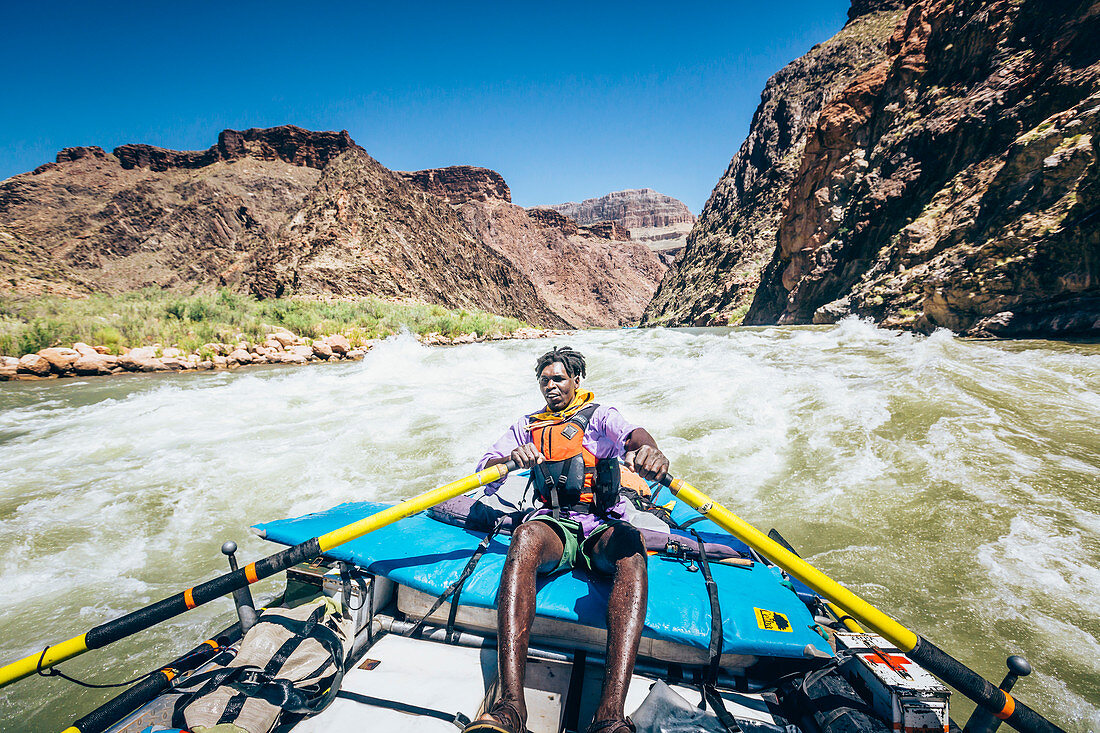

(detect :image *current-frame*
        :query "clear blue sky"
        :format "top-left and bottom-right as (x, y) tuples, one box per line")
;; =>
(1, 1), (851, 213)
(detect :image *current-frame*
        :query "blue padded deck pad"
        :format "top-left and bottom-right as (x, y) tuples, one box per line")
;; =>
(664, 495), (823, 605)
(254, 502), (830, 661)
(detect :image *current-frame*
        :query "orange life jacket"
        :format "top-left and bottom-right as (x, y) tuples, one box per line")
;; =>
(527, 404), (620, 516)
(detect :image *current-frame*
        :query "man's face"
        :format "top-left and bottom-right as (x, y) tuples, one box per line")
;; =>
(538, 362), (579, 412)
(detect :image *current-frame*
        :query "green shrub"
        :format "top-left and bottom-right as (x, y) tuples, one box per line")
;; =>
(164, 300), (188, 320)
(0, 290), (529, 356)
(92, 326), (124, 354)
(186, 298), (215, 322)
(19, 319), (63, 353)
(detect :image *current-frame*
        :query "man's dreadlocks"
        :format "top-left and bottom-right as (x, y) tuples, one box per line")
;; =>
(534, 346), (586, 379)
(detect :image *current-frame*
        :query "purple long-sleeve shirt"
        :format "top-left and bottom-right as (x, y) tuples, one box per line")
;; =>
(477, 404), (639, 537)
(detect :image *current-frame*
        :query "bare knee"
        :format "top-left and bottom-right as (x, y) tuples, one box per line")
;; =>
(593, 524), (647, 576)
(507, 520), (563, 570)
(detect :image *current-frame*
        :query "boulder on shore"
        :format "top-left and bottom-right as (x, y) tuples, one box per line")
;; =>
(118, 347), (167, 372)
(73, 353), (114, 375)
(38, 347), (80, 373)
(159, 357), (187, 371)
(18, 353), (52, 375)
(270, 331), (297, 348)
(0, 356), (19, 380)
(324, 334), (351, 355)
(227, 349), (253, 365)
(311, 341), (334, 359)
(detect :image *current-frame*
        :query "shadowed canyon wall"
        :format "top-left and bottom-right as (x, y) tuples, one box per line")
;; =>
(645, 0), (1100, 338)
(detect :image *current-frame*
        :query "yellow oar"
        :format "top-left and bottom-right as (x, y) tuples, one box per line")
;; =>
(659, 474), (1064, 733)
(766, 528), (865, 633)
(0, 461), (516, 690)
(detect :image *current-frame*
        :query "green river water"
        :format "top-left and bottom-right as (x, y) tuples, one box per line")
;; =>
(0, 321), (1097, 731)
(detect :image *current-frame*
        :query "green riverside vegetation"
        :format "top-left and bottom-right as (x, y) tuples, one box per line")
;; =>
(0, 288), (529, 357)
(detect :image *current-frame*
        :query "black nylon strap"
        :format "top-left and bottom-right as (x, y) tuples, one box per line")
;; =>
(702, 685), (742, 733)
(266, 636), (304, 675)
(562, 649), (587, 733)
(336, 690), (471, 728)
(407, 518), (505, 639)
(245, 609), (346, 679)
(249, 604), (325, 639)
(689, 528), (723, 684)
(216, 692), (249, 725)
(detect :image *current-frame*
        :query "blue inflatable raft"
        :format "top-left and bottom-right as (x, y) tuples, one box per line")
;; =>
(254, 499), (830, 664)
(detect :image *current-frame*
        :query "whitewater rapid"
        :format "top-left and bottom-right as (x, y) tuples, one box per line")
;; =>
(1, 320), (1097, 730)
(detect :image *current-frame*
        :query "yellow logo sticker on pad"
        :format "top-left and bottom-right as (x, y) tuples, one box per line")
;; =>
(754, 607), (792, 632)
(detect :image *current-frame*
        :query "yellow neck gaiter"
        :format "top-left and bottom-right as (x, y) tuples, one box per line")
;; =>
(529, 389), (595, 427)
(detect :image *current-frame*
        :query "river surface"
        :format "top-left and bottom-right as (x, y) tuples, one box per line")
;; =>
(1, 320), (1097, 731)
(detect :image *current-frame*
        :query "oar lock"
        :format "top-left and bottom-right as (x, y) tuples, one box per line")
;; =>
(963, 655), (1033, 733)
(221, 540), (258, 634)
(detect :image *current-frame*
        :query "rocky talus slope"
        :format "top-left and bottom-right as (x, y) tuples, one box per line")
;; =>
(0, 126), (664, 328)
(643, 2), (908, 326)
(402, 171), (666, 328)
(545, 189), (696, 254)
(646, 0), (1099, 337)
(252, 151), (564, 326)
(746, 0), (1100, 337)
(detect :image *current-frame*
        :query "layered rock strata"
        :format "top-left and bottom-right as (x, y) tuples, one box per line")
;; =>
(646, 0), (1099, 338)
(2, 125), (666, 328)
(545, 189), (696, 254)
(746, 0), (1100, 337)
(404, 171), (666, 328)
(399, 166), (511, 204)
(643, 2), (907, 326)
(547, 188), (695, 229)
(1, 127), (334, 295)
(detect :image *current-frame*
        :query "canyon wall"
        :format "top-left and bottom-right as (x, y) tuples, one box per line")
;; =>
(0, 126), (664, 328)
(643, 3), (908, 326)
(545, 189), (696, 256)
(644, 0), (1100, 338)
(402, 171), (666, 328)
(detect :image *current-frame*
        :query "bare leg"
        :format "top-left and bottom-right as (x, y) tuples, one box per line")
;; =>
(475, 520), (564, 730)
(588, 524), (648, 724)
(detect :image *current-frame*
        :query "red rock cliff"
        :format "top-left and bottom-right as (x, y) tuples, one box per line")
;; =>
(745, 0), (1100, 337)
(398, 166), (511, 204)
(405, 169), (667, 327)
(642, 2), (907, 326)
(546, 189), (695, 230)
(111, 126), (358, 172)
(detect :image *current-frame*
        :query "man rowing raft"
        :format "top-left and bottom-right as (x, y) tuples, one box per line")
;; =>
(467, 346), (669, 733)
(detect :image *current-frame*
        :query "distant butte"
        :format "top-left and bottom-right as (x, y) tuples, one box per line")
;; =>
(539, 189), (696, 262)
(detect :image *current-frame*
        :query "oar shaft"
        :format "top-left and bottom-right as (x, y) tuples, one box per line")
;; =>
(664, 476), (917, 648)
(0, 462), (513, 689)
(661, 475), (1065, 733)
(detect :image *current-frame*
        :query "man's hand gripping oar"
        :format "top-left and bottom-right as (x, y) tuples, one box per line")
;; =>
(655, 472), (1066, 733)
(0, 461), (517, 689)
